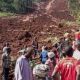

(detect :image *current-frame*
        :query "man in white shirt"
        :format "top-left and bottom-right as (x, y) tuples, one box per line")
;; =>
(3, 43), (11, 54)
(14, 47), (33, 80)
(73, 40), (80, 60)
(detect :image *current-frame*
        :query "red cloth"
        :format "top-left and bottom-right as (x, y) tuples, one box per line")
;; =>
(54, 57), (79, 80)
(75, 32), (80, 40)
(46, 59), (55, 77)
(52, 47), (60, 61)
(45, 59), (58, 80)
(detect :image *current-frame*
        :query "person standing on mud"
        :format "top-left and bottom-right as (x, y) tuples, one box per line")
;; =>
(32, 37), (38, 57)
(58, 33), (71, 58)
(52, 46), (80, 80)
(40, 46), (48, 64)
(73, 40), (80, 60)
(45, 52), (56, 80)
(2, 42), (11, 80)
(3, 43), (11, 55)
(14, 47), (34, 80)
(63, 32), (71, 48)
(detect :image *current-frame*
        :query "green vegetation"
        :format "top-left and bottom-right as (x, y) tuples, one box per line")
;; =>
(0, 0), (80, 21)
(69, 0), (80, 24)
(0, 0), (15, 12)
(0, 12), (14, 17)
(13, 0), (33, 13)
(0, 0), (38, 14)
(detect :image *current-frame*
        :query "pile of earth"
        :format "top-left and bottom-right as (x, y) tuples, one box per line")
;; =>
(0, 0), (78, 55)
(0, 0), (79, 79)
(0, 14), (78, 55)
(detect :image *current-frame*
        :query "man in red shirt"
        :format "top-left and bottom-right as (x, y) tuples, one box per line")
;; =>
(52, 46), (80, 80)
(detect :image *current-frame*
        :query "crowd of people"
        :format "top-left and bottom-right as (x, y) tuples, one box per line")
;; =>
(1, 30), (80, 80)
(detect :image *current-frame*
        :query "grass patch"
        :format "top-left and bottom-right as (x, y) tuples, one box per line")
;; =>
(0, 12), (14, 17)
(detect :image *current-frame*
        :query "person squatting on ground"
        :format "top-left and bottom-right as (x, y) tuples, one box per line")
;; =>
(2, 42), (11, 80)
(52, 46), (80, 80)
(14, 47), (34, 80)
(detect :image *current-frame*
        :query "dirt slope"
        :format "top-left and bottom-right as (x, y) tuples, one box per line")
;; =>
(0, 0), (77, 54)
(0, 0), (79, 77)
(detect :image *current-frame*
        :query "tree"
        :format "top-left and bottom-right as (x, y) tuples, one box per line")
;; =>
(13, 0), (32, 13)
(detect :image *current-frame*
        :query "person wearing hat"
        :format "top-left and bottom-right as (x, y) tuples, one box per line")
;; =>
(52, 46), (80, 80)
(45, 52), (56, 80)
(2, 42), (11, 80)
(14, 47), (34, 80)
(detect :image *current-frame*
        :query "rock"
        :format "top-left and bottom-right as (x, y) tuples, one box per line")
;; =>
(18, 31), (32, 40)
